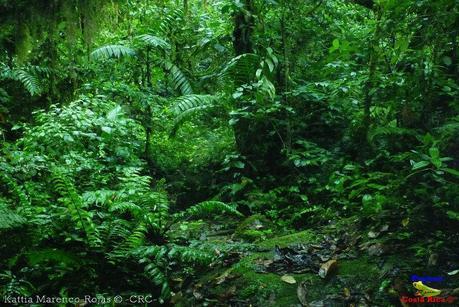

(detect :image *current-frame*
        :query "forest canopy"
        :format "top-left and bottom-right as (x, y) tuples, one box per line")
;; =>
(1, 0), (458, 306)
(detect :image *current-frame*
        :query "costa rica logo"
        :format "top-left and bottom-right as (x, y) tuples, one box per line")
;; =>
(412, 281), (441, 297)
(399, 274), (457, 304)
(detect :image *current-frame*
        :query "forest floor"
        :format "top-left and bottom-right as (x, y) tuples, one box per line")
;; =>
(171, 215), (459, 306)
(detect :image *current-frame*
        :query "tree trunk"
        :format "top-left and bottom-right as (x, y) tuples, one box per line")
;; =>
(360, 6), (381, 153)
(232, 0), (254, 56)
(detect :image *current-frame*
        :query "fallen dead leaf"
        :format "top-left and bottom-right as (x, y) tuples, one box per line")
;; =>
(193, 290), (203, 300)
(343, 287), (351, 298)
(215, 269), (233, 285)
(402, 218), (409, 227)
(368, 231), (378, 238)
(218, 285), (237, 299)
(281, 274), (297, 284)
(297, 281), (308, 306)
(367, 243), (385, 256)
(318, 259), (337, 279)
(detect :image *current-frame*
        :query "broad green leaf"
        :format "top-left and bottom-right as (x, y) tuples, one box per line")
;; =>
(412, 160), (429, 170)
(444, 168), (459, 177)
(429, 147), (441, 168)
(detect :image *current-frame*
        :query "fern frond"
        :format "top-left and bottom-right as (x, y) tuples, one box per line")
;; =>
(109, 222), (147, 259)
(173, 201), (243, 220)
(435, 116), (459, 140)
(0, 203), (26, 230)
(136, 35), (170, 50)
(12, 69), (41, 96)
(0, 64), (46, 96)
(91, 45), (136, 59)
(27, 65), (52, 77)
(168, 245), (215, 265)
(162, 61), (193, 95)
(83, 189), (118, 206)
(0, 172), (30, 207)
(220, 53), (260, 85)
(143, 262), (171, 299)
(159, 9), (184, 35)
(170, 95), (217, 135)
(368, 125), (418, 142)
(51, 169), (101, 247)
(172, 95), (217, 114)
(99, 219), (131, 247)
(109, 201), (142, 215)
(142, 191), (169, 212)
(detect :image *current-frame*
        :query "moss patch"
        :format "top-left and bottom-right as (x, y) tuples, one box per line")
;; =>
(229, 253), (310, 305)
(258, 229), (316, 249)
(234, 214), (272, 238)
(207, 243), (387, 305)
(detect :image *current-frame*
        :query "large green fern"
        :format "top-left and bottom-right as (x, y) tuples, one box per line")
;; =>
(0, 64), (43, 96)
(219, 53), (260, 85)
(90, 44), (136, 59)
(51, 169), (101, 247)
(368, 125), (419, 143)
(136, 34), (170, 50)
(159, 8), (184, 35)
(0, 203), (26, 230)
(170, 94), (218, 135)
(173, 200), (243, 220)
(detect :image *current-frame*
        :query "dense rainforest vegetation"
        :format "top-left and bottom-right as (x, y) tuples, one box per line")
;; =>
(1, 0), (458, 306)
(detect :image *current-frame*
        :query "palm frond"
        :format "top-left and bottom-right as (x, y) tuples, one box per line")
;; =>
(162, 61), (193, 95)
(91, 45), (136, 60)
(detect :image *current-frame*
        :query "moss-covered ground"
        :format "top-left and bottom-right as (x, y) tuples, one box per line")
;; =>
(175, 216), (450, 306)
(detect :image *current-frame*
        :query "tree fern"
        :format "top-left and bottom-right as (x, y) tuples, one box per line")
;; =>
(91, 45), (136, 59)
